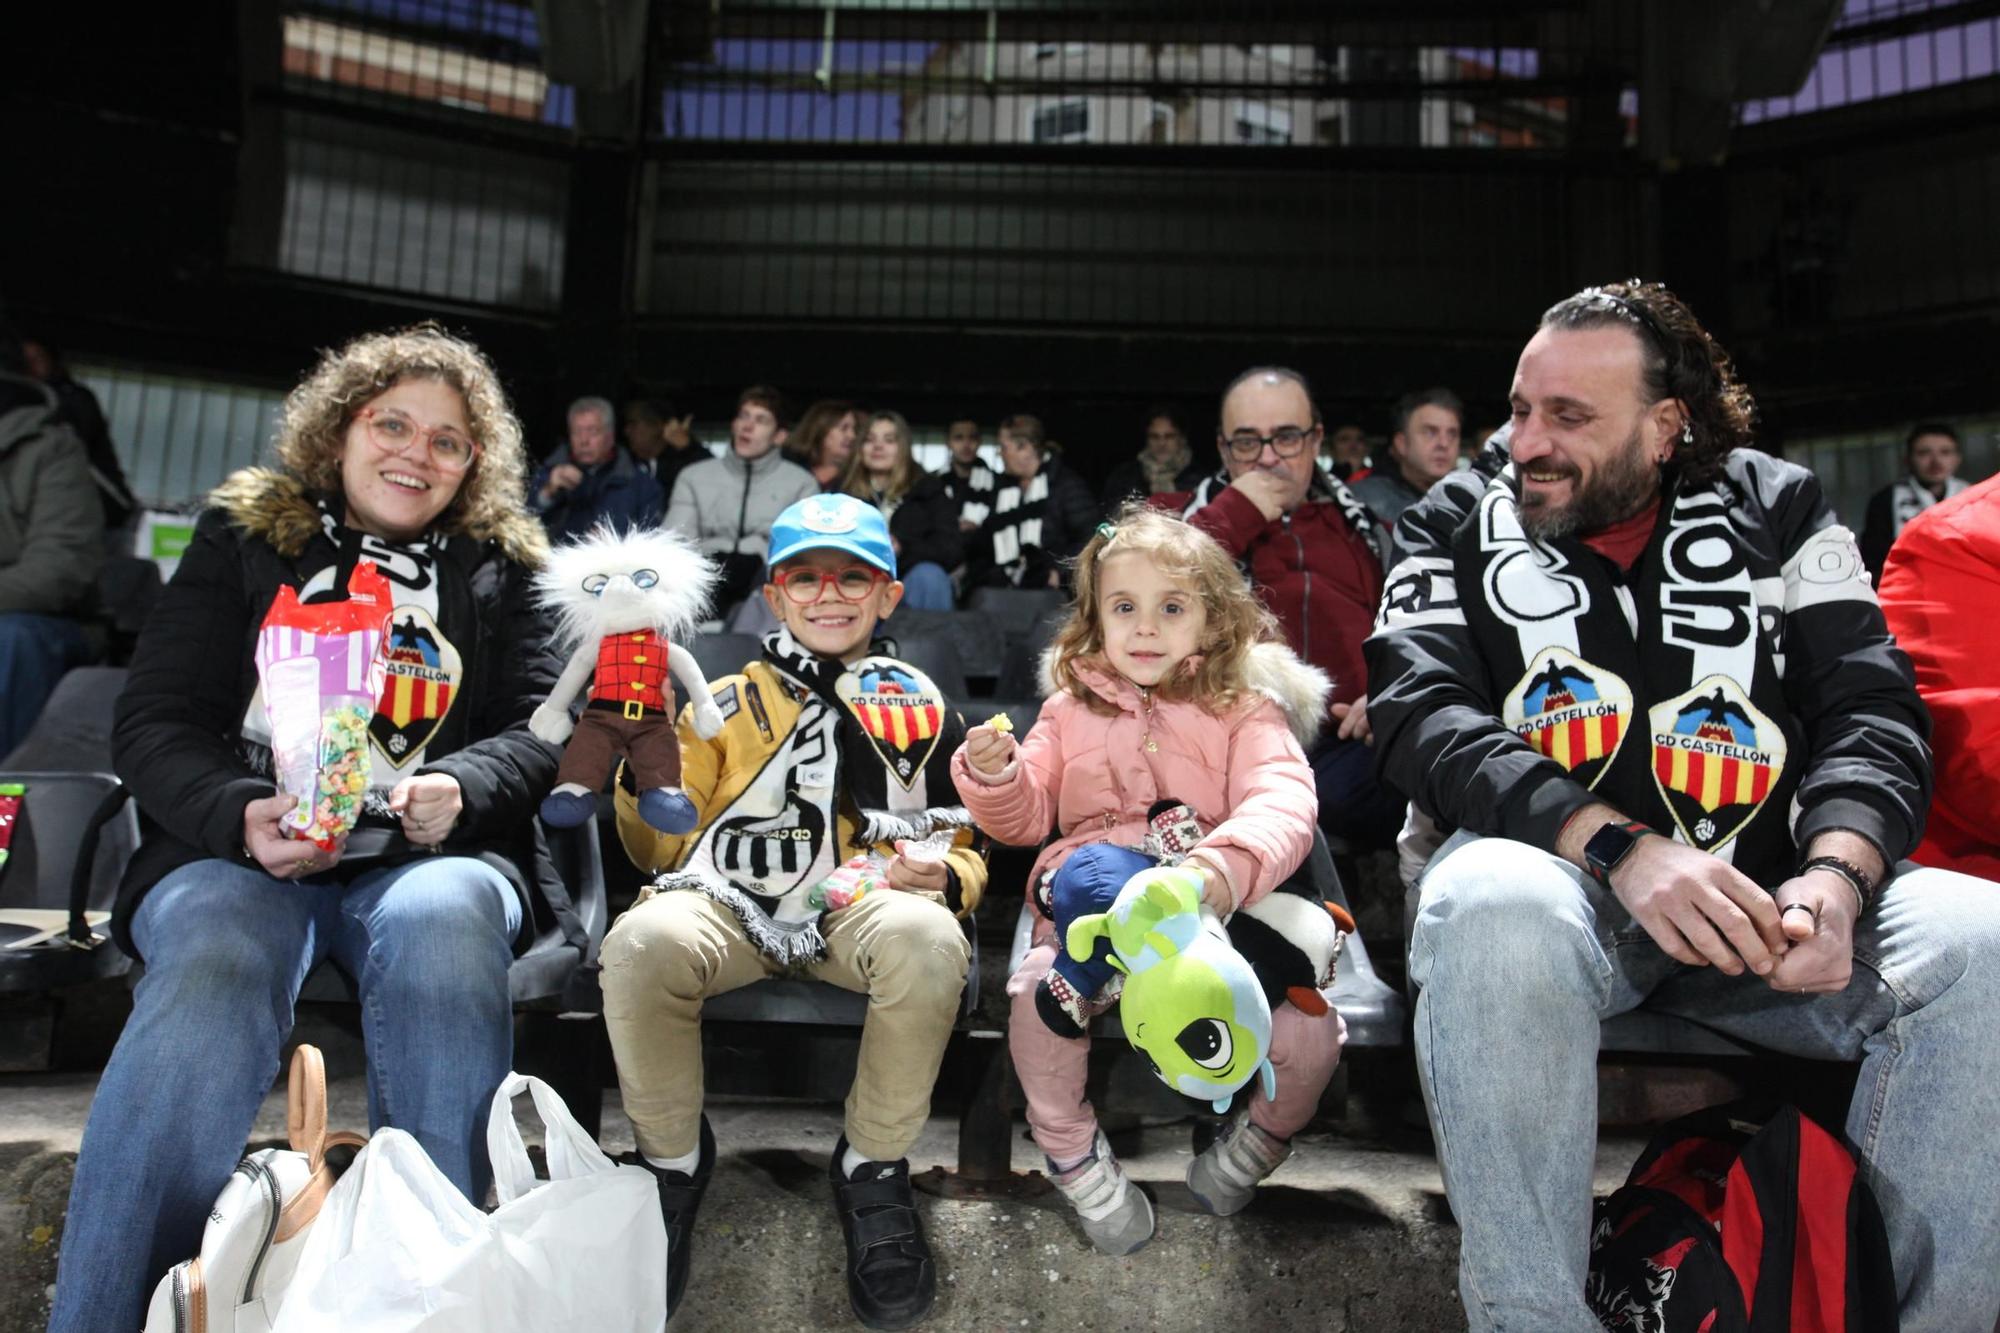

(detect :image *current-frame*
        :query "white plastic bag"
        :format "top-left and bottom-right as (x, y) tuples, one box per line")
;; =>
(272, 1073), (667, 1332)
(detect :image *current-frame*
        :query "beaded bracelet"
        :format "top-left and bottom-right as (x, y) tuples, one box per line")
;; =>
(1799, 855), (1874, 914)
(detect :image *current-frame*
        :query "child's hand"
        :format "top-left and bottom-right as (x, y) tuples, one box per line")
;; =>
(1331, 694), (1372, 745)
(885, 839), (949, 894)
(962, 724), (1017, 776)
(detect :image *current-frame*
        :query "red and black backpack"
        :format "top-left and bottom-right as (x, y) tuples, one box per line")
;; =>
(1585, 1103), (1898, 1333)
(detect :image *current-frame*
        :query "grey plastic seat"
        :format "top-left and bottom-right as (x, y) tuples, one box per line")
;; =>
(689, 631), (761, 684)
(0, 666), (131, 771)
(0, 770), (139, 995)
(881, 609), (1004, 682)
(965, 587), (1067, 638)
(884, 633), (969, 701)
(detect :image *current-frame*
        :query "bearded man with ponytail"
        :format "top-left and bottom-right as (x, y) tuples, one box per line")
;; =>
(1366, 280), (2000, 1333)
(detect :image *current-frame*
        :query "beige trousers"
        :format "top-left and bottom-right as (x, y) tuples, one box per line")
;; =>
(600, 887), (971, 1162)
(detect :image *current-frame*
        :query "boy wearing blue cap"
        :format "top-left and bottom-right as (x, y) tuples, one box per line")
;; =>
(600, 493), (984, 1330)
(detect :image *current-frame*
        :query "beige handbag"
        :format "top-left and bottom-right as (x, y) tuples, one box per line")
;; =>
(142, 1045), (366, 1333)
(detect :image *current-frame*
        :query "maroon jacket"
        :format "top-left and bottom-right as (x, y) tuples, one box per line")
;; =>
(1153, 472), (1383, 713)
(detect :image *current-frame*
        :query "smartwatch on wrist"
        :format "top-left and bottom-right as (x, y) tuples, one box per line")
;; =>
(1584, 820), (1657, 887)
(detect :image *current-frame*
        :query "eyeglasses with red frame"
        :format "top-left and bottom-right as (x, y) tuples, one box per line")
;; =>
(357, 407), (479, 475)
(775, 564), (887, 604)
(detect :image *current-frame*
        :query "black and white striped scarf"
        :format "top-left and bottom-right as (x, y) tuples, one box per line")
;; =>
(657, 628), (971, 965)
(1888, 475), (1968, 541)
(986, 472), (1051, 586)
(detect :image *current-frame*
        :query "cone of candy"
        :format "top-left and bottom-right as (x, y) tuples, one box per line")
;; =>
(253, 563), (392, 851)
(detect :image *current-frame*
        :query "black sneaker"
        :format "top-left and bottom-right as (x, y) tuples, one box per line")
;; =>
(619, 1115), (715, 1323)
(829, 1136), (936, 1330)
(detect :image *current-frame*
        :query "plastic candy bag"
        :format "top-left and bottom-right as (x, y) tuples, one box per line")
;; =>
(254, 563), (392, 851)
(895, 829), (957, 867)
(807, 854), (891, 912)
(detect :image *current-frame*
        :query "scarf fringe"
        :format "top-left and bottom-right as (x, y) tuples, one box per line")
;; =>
(856, 806), (975, 846)
(653, 872), (830, 967)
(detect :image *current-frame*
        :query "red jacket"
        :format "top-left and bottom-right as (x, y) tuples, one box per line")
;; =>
(1878, 472), (2000, 880)
(1154, 475), (1383, 712)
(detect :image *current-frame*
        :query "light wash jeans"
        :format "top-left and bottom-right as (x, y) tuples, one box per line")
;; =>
(1408, 831), (2000, 1333)
(48, 854), (521, 1333)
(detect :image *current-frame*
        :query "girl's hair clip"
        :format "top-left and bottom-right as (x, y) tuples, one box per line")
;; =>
(1095, 522), (1117, 541)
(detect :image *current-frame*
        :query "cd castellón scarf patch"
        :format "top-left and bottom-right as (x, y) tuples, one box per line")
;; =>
(1450, 466), (1859, 875)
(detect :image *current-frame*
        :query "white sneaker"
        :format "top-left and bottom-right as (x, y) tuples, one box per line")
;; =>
(1185, 1110), (1292, 1216)
(1048, 1130), (1155, 1255)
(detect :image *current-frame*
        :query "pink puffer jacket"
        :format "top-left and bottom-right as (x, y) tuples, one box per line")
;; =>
(952, 642), (1327, 914)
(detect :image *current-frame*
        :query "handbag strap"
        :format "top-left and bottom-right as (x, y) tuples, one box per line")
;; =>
(287, 1045), (332, 1170)
(276, 1045), (370, 1242)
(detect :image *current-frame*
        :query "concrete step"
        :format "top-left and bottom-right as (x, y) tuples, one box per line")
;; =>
(1, 1069), (1658, 1333)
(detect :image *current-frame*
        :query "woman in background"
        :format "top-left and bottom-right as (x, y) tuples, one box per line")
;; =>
(841, 409), (962, 611)
(788, 398), (861, 491)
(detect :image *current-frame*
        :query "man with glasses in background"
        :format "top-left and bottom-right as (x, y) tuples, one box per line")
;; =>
(1154, 367), (1405, 851)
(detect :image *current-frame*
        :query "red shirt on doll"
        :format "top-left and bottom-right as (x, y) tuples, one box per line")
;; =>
(591, 630), (674, 714)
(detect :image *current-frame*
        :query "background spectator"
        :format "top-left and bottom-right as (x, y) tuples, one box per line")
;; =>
(624, 396), (704, 505)
(1099, 405), (1207, 512)
(787, 399), (861, 492)
(970, 414), (1098, 591)
(21, 336), (136, 539)
(1321, 420), (1372, 482)
(0, 330), (104, 757)
(1157, 367), (1397, 850)
(940, 417), (997, 534)
(841, 409), (960, 611)
(1353, 387), (1464, 527)
(1878, 469), (2000, 879)
(1862, 422), (1966, 583)
(665, 384), (818, 613)
(530, 395), (664, 543)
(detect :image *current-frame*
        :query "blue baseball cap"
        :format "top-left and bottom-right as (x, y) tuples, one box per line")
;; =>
(766, 493), (898, 578)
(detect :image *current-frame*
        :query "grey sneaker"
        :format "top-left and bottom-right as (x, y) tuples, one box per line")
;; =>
(1185, 1110), (1292, 1216)
(1048, 1130), (1155, 1255)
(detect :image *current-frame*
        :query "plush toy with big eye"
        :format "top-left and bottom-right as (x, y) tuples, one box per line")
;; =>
(1064, 865), (1277, 1113)
(530, 525), (724, 832)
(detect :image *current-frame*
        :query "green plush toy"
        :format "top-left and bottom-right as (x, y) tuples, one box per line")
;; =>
(1065, 865), (1277, 1113)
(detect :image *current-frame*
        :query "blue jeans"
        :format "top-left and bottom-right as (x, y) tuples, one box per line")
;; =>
(48, 855), (521, 1333)
(1408, 832), (2000, 1333)
(0, 611), (91, 757)
(896, 560), (955, 612)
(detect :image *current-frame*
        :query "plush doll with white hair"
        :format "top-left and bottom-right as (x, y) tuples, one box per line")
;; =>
(529, 525), (726, 833)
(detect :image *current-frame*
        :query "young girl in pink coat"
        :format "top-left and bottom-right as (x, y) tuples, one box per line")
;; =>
(953, 506), (1344, 1256)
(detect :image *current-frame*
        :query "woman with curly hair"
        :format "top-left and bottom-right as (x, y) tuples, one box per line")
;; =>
(49, 325), (570, 1332)
(839, 409), (963, 609)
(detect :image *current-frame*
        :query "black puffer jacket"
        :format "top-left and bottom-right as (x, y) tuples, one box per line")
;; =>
(881, 469), (966, 573)
(111, 467), (573, 959)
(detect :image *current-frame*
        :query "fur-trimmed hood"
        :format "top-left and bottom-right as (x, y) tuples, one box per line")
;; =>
(209, 466), (548, 566)
(1041, 639), (1332, 749)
